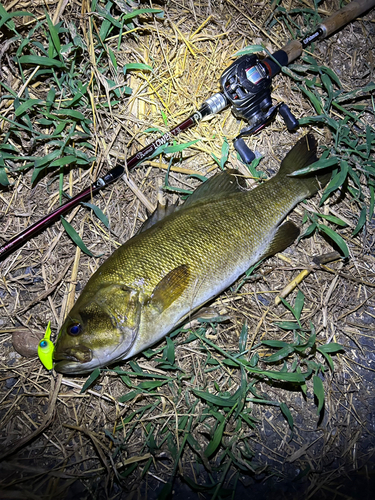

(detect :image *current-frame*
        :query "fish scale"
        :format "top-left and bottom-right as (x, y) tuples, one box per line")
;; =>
(53, 134), (330, 374)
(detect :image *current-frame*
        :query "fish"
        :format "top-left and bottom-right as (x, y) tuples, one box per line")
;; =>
(53, 134), (329, 374)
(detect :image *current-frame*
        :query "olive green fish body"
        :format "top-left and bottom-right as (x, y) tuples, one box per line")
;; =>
(54, 134), (328, 374)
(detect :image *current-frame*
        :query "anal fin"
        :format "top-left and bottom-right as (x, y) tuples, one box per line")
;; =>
(262, 221), (300, 260)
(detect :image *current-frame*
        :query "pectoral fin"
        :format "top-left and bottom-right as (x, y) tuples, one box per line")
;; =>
(150, 264), (190, 312)
(262, 221), (300, 259)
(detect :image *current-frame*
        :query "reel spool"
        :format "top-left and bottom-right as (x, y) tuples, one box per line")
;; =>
(219, 54), (299, 163)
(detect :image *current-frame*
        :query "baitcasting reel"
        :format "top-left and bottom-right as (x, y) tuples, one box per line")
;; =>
(206, 54), (300, 163)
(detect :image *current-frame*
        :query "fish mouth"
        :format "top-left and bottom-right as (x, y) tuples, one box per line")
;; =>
(53, 346), (93, 374)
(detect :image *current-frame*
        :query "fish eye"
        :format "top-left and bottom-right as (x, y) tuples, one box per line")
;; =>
(68, 323), (82, 336)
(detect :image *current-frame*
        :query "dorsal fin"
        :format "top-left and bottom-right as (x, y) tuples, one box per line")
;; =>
(137, 200), (177, 234)
(179, 169), (247, 211)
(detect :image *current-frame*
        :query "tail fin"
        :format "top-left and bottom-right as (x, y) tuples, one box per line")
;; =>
(278, 134), (331, 198)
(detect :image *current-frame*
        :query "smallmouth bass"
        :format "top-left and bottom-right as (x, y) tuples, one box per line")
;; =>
(54, 134), (329, 374)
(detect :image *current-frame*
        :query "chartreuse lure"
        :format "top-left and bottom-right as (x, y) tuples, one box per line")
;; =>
(38, 321), (55, 370)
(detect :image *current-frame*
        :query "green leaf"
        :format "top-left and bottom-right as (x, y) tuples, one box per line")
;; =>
(294, 290), (304, 320)
(204, 416), (226, 458)
(263, 346), (294, 363)
(165, 337), (175, 364)
(352, 206), (367, 237)
(239, 321), (248, 353)
(123, 62), (153, 74)
(370, 184), (375, 220)
(321, 73), (333, 100)
(318, 343), (344, 354)
(60, 216), (95, 256)
(313, 375), (325, 416)
(81, 202), (109, 228)
(50, 155), (79, 168)
(318, 224), (349, 258)
(282, 66), (305, 82)
(80, 368), (101, 393)
(0, 167), (9, 186)
(52, 109), (87, 120)
(0, 10), (35, 29)
(320, 160), (349, 205)
(18, 55), (66, 68)
(234, 44), (265, 56)
(14, 99), (43, 116)
(316, 213), (347, 227)
(262, 340), (289, 348)
(335, 82), (375, 103)
(300, 86), (323, 114)
(122, 8), (163, 22)
(163, 139), (199, 154)
(138, 380), (167, 390)
(193, 389), (238, 408)
(220, 137), (229, 170)
(289, 156), (338, 176)
(321, 66), (342, 88)
(108, 46), (118, 71)
(157, 481), (173, 500)
(45, 12), (61, 54)
(161, 109), (168, 126)
(280, 402), (293, 431)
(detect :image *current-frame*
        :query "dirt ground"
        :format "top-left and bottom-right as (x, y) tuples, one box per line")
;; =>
(1, 0), (375, 499)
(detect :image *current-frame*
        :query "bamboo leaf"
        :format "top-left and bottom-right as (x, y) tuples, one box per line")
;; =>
(204, 417), (227, 458)
(262, 346), (294, 363)
(193, 389), (238, 408)
(165, 337), (175, 365)
(50, 155), (78, 167)
(280, 402), (293, 431)
(318, 343), (344, 354)
(318, 224), (349, 258)
(234, 44), (265, 56)
(138, 380), (167, 390)
(0, 10), (35, 29)
(289, 156), (338, 176)
(122, 8), (163, 21)
(60, 217), (94, 256)
(352, 206), (367, 237)
(163, 139), (199, 154)
(14, 99), (43, 116)
(294, 290), (304, 320)
(313, 375), (325, 416)
(80, 368), (101, 393)
(317, 213), (347, 227)
(18, 55), (66, 68)
(239, 321), (248, 353)
(45, 12), (61, 54)
(300, 86), (323, 114)
(0, 167), (9, 186)
(81, 202), (109, 228)
(123, 62), (153, 74)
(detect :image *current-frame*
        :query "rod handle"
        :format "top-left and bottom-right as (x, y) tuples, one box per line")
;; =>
(320, 0), (375, 38)
(280, 39), (303, 65)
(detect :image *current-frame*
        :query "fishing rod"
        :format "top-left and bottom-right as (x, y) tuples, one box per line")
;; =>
(1, 0), (374, 261)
